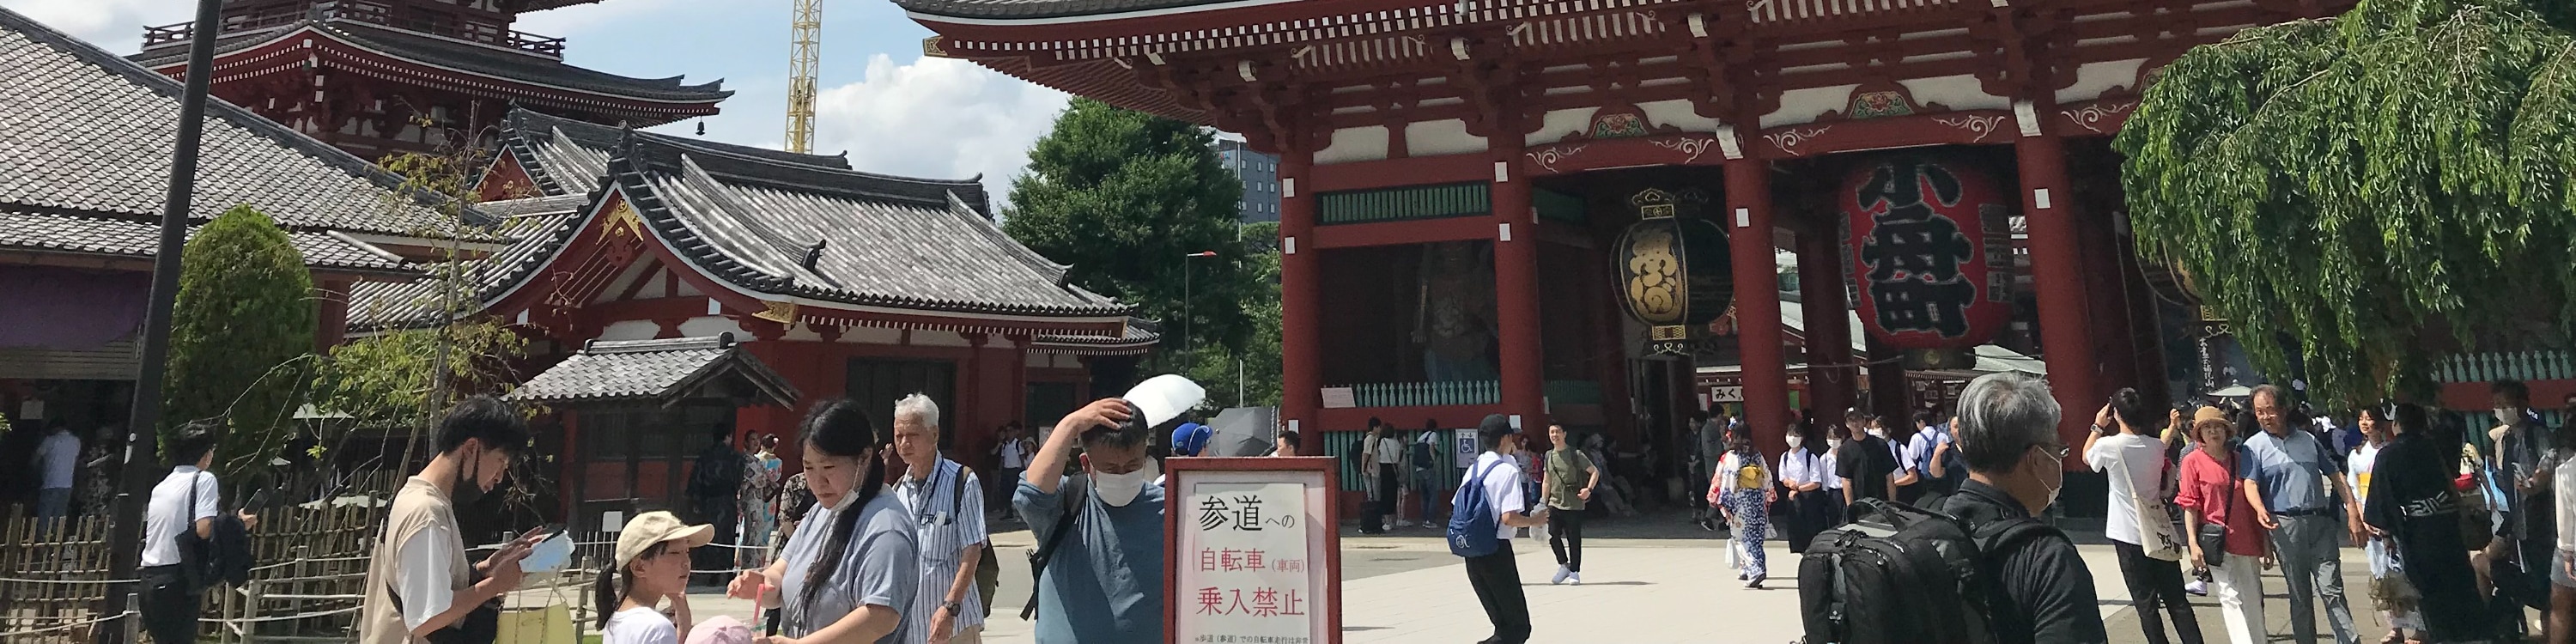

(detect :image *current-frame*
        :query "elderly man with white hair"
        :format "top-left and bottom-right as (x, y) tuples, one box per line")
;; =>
(1939, 374), (2110, 644)
(889, 393), (988, 644)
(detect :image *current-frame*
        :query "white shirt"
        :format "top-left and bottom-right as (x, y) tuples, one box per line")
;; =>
(2556, 458), (2576, 556)
(36, 430), (79, 489)
(397, 523), (461, 630)
(600, 607), (678, 644)
(2348, 443), (2382, 508)
(142, 466), (219, 567)
(1464, 452), (1528, 540)
(2084, 433), (2167, 545)
(1373, 436), (1403, 465)
(999, 440), (1030, 470)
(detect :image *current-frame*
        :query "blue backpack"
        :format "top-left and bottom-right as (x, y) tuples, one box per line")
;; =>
(1448, 459), (1507, 557)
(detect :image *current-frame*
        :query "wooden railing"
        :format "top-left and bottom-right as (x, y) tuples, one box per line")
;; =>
(142, 1), (566, 58)
(2438, 349), (2576, 384)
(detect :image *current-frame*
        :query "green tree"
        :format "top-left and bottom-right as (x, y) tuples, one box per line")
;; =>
(1005, 99), (1259, 359)
(164, 204), (317, 475)
(2114, 0), (2576, 406)
(1186, 239), (1282, 409)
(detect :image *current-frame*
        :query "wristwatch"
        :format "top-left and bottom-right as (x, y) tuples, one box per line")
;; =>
(940, 600), (963, 614)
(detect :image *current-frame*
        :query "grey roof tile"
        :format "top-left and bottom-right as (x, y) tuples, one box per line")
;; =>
(130, 21), (732, 105)
(0, 206), (411, 273)
(505, 335), (798, 405)
(0, 7), (486, 237)
(894, 0), (1228, 20)
(348, 198), (586, 328)
(501, 108), (1131, 320)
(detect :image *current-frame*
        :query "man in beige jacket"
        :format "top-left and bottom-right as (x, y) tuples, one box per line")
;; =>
(358, 396), (546, 644)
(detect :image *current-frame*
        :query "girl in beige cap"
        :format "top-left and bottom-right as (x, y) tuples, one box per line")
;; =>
(596, 511), (715, 644)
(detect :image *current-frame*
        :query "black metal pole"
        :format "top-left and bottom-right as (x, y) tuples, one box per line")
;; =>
(100, 1), (225, 641)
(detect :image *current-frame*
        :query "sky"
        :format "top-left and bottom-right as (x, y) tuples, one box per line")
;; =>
(0, 0), (1074, 205)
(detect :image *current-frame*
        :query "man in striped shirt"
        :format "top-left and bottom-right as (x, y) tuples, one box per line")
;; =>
(891, 393), (988, 644)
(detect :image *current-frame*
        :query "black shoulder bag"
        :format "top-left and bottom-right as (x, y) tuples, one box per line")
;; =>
(945, 465), (1002, 617)
(1018, 477), (1089, 621)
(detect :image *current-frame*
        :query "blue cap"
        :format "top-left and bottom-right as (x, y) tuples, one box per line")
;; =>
(1170, 422), (1211, 456)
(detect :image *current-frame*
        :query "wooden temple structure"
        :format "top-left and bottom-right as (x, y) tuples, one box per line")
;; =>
(346, 108), (1154, 526)
(897, 0), (2354, 463)
(131, 0), (731, 160)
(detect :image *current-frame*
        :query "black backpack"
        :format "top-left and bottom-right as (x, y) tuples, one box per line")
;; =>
(1799, 498), (2051, 644)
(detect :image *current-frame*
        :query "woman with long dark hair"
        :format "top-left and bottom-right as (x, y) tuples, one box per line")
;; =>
(728, 400), (920, 644)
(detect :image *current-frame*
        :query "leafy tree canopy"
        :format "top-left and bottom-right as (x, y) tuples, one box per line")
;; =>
(1005, 99), (1259, 356)
(2114, 0), (2576, 406)
(1184, 239), (1283, 409)
(164, 204), (316, 476)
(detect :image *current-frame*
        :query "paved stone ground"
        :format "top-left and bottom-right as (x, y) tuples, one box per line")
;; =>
(656, 509), (2530, 644)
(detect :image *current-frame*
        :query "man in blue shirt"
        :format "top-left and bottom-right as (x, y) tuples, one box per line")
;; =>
(1016, 398), (1165, 644)
(2238, 384), (2362, 644)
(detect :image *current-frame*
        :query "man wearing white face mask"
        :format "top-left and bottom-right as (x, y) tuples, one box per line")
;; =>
(1015, 396), (1162, 644)
(1941, 373), (2108, 644)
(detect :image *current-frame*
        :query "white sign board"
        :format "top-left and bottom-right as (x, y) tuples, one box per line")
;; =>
(1710, 386), (1745, 403)
(1319, 387), (1356, 409)
(1453, 430), (1477, 469)
(1173, 469), (1334, 644)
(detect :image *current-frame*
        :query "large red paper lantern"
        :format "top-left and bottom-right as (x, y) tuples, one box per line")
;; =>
(1841, 155), (2014, 349)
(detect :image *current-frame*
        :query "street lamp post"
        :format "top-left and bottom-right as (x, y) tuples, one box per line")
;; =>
(1183, 251), (1217, 357)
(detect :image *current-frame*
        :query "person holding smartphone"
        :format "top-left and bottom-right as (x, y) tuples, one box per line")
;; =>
(359, 396), (547, 644)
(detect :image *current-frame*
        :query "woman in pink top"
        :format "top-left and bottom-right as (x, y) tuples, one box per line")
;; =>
(2175, 409), (2272, 644)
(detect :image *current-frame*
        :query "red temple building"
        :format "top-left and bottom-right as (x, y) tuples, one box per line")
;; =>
(131, 0), (730, 160)
(347, 108), (1155, 526)
(893, 0), (2450, 508)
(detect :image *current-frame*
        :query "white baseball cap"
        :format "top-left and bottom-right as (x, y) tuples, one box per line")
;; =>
(615, 511), (713, 568)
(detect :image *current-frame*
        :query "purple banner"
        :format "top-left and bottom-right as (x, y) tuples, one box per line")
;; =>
(0, 266), (147, 349)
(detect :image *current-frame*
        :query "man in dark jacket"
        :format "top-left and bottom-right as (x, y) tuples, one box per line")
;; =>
(1941, 374), (2109, 644)
(686, 424), (744, 580)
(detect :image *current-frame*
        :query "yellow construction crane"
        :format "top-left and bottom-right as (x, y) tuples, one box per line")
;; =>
(786, 0), (820, 154)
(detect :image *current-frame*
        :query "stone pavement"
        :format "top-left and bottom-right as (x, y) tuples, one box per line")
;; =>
(659, 514), (2477, 644)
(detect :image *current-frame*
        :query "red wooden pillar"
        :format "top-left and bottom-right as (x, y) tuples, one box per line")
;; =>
(1794, 229), (1855, 420)
(1490, 147), (1547, 437)
(1725, 158), (1792, 454)
(2016, 134), (2100, 442)
(1279, 148), (1323, 454)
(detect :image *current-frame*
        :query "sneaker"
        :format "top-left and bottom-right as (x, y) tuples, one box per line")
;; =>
(1551, 565), (1571, 585)
(1746, 574), (1765, 589)
(2184, 579), (2208, 596)
(1568, 572), (1582, 586)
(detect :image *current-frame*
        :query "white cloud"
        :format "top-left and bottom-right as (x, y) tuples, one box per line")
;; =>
(3, 0), (193, 52)
(508, 0), (682, 38)
(810, 54), (1068, 209)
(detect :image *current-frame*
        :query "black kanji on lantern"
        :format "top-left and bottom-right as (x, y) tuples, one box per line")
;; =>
(1855, 158), (1978, 338)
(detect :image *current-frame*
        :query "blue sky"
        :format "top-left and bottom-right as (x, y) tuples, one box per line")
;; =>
(2, 0), (1073, 204)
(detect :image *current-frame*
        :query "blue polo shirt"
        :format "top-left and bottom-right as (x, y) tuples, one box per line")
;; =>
(2239, 428), (2340, 514)
(1014, 477), (1166, 644)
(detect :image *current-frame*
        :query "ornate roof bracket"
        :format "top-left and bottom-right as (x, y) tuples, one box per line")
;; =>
(1443, 32), (1537, 141)
(1670, 6), (1760, 129)
(1973, 3), (2071, 104)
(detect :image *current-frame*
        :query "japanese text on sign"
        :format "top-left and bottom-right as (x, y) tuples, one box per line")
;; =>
(1182, 482), (1314, 644)
(1854, 158), (1977, 338)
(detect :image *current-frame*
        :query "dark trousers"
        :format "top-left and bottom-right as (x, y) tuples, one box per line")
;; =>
(1547, 509), (1584, 572)
(141, 566), (200, 644)
(2114, 540), (2206, 644)
(1376, 465), (1400, 519)
(1464, 542), (1532, 644)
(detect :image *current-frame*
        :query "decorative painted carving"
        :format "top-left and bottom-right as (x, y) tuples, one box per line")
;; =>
(1592, 111), (1652, 138)
(753, 300), (799, 324)
(1649, 135), (1721, 164)
(602, 201), (643, 241)
(1848, 90), (1915, 118)
(1764, 126), (1832, 156)
(1526, 143), (1589, 173)
(1935, 114), (2010, 143)
(2060, 100), (2137, 135)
